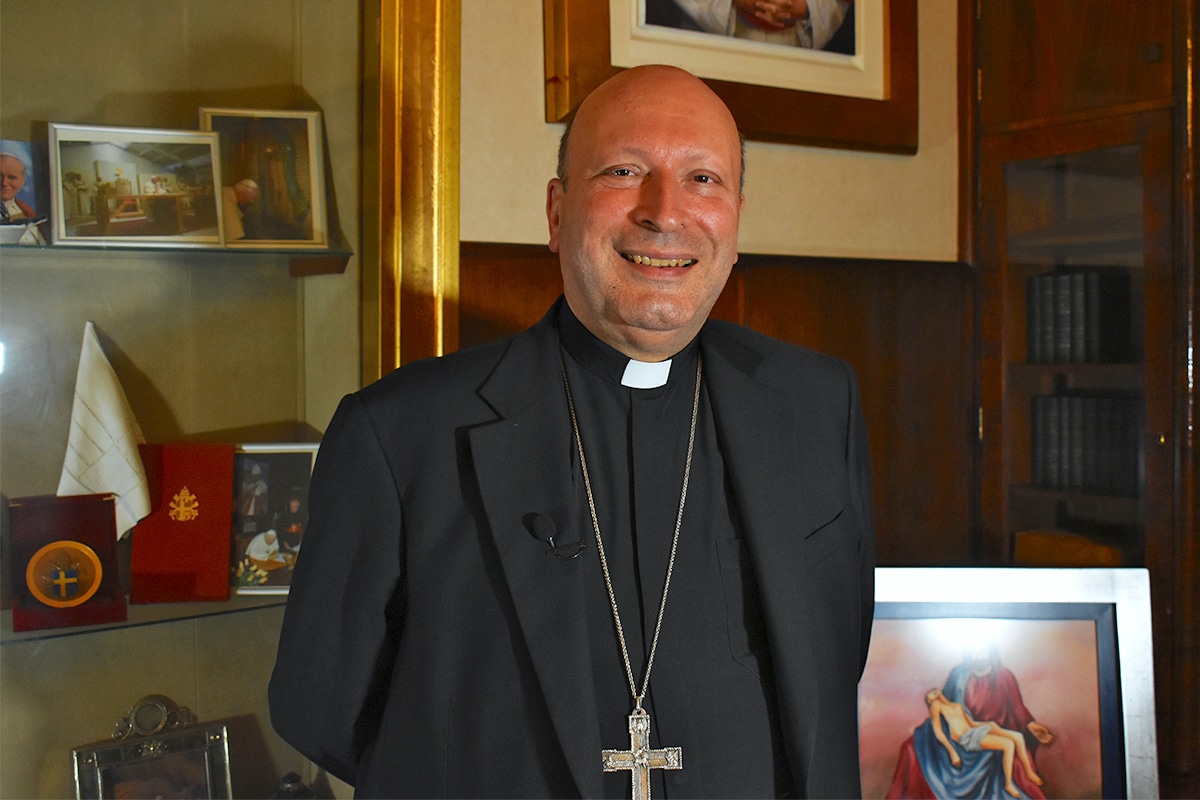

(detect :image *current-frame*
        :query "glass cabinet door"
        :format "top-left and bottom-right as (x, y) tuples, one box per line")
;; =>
(979, 109), (1173, 568)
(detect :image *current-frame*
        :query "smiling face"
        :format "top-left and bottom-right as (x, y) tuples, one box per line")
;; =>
(0, 155), (26, 202)
(547, 65), (744, 360)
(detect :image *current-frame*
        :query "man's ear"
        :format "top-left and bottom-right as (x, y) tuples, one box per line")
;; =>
(546, 177), (563, 253)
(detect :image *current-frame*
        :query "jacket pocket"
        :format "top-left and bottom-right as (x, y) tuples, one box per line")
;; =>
(716, 538), (771, 677)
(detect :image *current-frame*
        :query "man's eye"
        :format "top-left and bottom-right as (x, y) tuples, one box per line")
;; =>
(693, 174), (715, 184)
(609, 168), (635, 177)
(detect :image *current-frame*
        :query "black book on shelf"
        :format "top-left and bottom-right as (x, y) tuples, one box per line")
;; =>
(1026, 275), (1043, 363)
(1044, 394), (1061, 489)
(1085, 268), (1134, 363)
(1026, 267), (1135, 365)
(1066, 394), (1085, 491)
(1069, 271), (1087, 363)
(1053, 272), (1073, 363)
(1081, 395), (1099, 492)
(1038, 273), (1056, 364)
(1030, 390), (1144, 497)
(1030, 394), (1045, 486)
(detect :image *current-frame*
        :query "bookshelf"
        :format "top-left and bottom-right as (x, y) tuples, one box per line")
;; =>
(978, 109), (1172, 568)
(971, 5), (1197, 794)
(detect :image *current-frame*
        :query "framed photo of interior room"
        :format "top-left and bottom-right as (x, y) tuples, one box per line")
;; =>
(859, 567), (1158, 800)
(48, 123), (224, 247)
(199, 108), (328, 249)
(543, 0), (917, 153)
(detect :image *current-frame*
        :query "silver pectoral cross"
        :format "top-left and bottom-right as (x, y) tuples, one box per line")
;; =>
(601, 708), (682, 800)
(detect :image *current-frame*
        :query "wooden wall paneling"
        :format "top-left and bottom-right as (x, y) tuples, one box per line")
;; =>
(739, 257), (976, 566)
(460, 243), (564, 346)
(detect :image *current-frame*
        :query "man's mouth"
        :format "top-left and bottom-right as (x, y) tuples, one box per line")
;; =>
(622, 253), (697, 268)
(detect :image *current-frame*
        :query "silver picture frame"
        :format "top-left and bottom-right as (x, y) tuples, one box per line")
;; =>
(860, 567), (1157, 799)
(73, 723), (232, 800)
(48, 123), (224, 248)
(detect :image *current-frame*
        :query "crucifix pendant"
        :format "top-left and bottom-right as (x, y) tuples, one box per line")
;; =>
(601, 708), (682, 800)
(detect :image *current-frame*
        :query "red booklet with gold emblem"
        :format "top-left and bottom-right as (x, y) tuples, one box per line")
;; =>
(129, 443), (235, 603)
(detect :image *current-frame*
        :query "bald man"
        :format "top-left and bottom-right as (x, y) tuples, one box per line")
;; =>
(271, 65), (874, 798)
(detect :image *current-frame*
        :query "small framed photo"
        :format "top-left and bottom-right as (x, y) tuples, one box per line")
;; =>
(0, 138), (48, 244)
(232, 443), (319, 594)
(48, 123), (223, 247)
(73, 723), (232, 800)
(859, 567), (1157, 799)
(199, 108), (327, 248)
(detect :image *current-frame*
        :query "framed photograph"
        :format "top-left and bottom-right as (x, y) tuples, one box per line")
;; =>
(231, 443), (319, 595)
(199, 108), (327, 248)
(860, 568), (1157, 799)
(73, 723), (232, 800)
(48, 124), (223, 247)
(0, 138), (48, 244)
(544, 0), (917, 153)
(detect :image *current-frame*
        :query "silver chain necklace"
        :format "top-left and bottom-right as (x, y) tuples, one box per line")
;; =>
(557, 349), (702, 799)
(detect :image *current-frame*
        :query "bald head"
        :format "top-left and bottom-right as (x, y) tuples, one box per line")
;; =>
(556, 65), (746, 191)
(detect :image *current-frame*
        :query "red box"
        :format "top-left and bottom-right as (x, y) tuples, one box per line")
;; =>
(9, 494), (127, 631)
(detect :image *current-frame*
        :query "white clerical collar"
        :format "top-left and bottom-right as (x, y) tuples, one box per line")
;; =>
(621, 358), (671, 389)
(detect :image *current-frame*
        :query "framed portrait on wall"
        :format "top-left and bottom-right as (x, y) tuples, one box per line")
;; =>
(199, 108), (328, 249)
(544, 0), (917, 152)
(860, 567), (1157, 799)
(47, 124), (224, 247)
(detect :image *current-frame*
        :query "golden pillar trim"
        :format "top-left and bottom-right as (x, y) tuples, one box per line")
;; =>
(362, 0), (461, 383)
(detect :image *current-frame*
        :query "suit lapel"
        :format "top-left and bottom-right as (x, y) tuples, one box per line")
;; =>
(468, 312), (604, 798)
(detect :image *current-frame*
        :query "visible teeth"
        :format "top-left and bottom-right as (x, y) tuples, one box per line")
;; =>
(629, 254), (695, 267)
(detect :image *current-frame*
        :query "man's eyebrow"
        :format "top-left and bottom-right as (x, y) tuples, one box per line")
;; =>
(593, 145), (735, 171)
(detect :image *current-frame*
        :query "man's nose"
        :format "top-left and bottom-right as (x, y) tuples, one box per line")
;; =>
(633, 174), (684, 233)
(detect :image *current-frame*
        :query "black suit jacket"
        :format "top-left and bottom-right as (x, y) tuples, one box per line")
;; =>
(269, 302), (875, 798)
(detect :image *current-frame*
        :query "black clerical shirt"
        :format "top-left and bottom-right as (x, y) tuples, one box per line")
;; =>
(557, 306), (792, 798)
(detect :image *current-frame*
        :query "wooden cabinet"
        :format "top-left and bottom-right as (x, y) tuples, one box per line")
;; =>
(973, 1), (1197, 794)
(976, 1), (1173, 133)
(978, 109), (1173, 568)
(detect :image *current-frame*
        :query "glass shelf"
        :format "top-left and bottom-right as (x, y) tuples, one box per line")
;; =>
(1, 594), (286, 646)
(0, 241), (352, 277)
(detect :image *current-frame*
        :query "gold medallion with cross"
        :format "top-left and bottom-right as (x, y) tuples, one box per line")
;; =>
(601, 708), (681, 800)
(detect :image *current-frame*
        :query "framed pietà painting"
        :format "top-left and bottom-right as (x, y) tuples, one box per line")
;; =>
(48, 123), (224, 247)
(860, 568), (1157, 799)
(543, 0), (917, 152)
(199, 108), (328, 248)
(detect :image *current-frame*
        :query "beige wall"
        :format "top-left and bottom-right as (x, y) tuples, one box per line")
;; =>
(460, 0), (960, 261)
